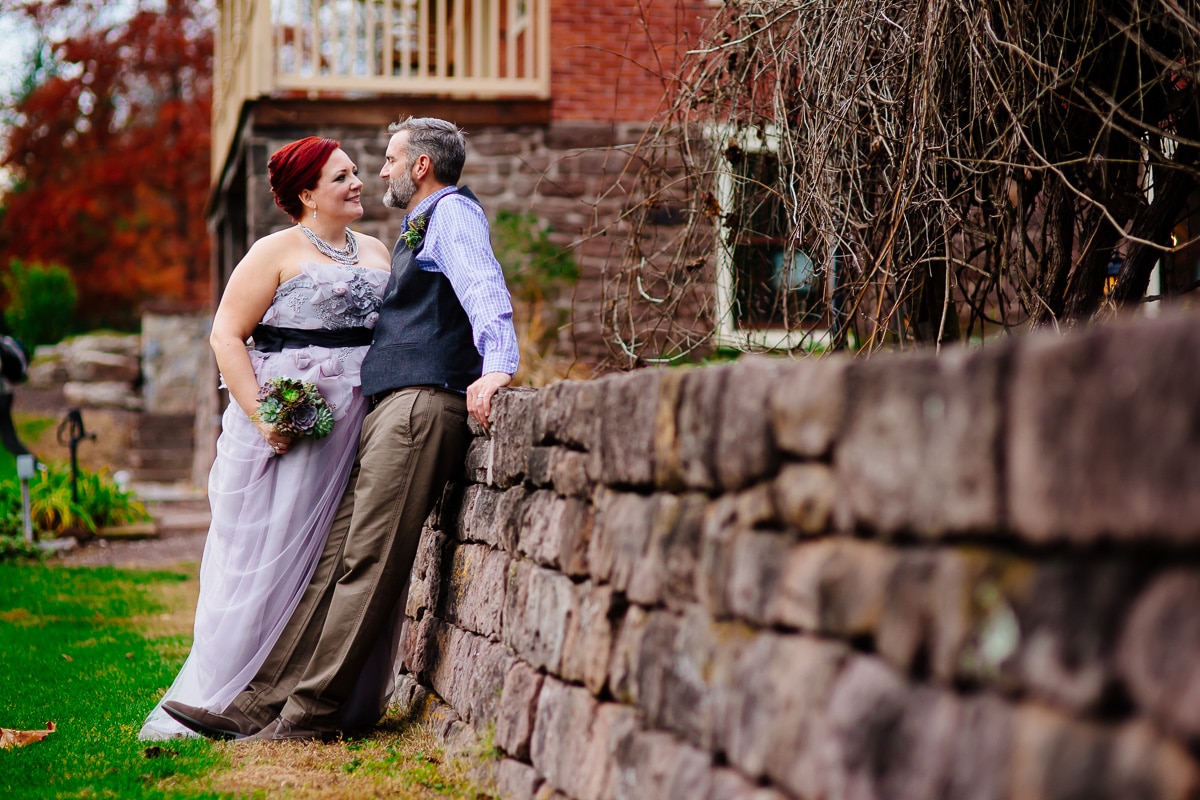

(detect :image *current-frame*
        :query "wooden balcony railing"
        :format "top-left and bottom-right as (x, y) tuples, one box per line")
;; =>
(212, 0), (551, 180)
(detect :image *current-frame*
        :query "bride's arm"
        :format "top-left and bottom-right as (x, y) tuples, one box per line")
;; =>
(210, 239), (290, 443)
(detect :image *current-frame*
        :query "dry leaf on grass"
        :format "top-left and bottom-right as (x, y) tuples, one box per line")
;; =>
(0, 721), (56, 749)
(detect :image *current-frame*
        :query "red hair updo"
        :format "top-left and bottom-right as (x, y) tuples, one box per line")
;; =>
(268, 137), (341, 221)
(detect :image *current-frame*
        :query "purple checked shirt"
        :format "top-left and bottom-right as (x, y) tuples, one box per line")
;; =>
(405, 186), (520, 377)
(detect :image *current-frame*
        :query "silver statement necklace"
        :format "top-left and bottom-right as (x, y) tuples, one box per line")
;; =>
(298, 225), (359, 265)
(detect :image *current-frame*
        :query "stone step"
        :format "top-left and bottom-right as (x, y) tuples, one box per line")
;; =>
(128, 466), (193, 483)
(127, 449), (193, 470)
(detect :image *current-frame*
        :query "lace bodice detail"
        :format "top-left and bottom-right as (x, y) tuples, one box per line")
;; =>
(262, 262), (389, 331)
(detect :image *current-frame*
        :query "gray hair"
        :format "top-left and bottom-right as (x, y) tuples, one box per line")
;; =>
(388, 116), (467, 185)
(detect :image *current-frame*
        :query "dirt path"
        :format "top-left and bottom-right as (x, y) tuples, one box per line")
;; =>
(56, 490), (210, 569)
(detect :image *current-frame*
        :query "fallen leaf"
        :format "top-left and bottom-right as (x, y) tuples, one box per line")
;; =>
(0, 721), (56, 749)
(62, 654), (73, 662)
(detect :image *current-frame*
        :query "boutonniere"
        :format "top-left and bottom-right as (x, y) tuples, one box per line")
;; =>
(401, 213), (427, 250)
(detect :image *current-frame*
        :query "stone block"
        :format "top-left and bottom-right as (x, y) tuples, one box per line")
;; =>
(770, 537), (897, 638)
(607, 604), (651, 705)
(1118, 570), (1200, 739)
(530, 679), (597, 797)
(577, 702), (640, 800)
(1107, 720), (1200, 800)
(670, 365), (728, 492)
(517, 490), (593, 576)
(697, 487), (778, 616)
(440, 543), (509, 640)
(1010, 558), (1143, 713)
(495, 660), (544, 760)
(534, 379), (601, 450)
(940, 694), (1014, 800)
(874, 548), (945, 677)
(426, 622), (515, 732)
(456, 484), (497, 545)
(655, 608), (757, 751)
(824, 655), (959, 800)
(713, 356), (783, 491)
(63, 380), (143, 410)
(463, 436), (491, 483)
(530, 678), (638, 800)
(772, 463), (837, 535)
(651, 368), (688, 491)
(561, 581), (617, 694)
(588, 489), (661, 587)
(406, 528), (448, 619)
(723, 633), (848, 797)
(834, 346), (1004, 537)
(1010, 704), (1200, 800)
(597, 369), (661, 487)
(65, 348), (141, 383)
(490, 388), (538, 488)
(503, 562), (575, 672)
(612, 729), (714, 800)
(459, 485), (531, 554)
(619, 610), (684, 725)
(627, 493), (707, 609)
(725, 530), (792, 625)
(494, 487), (532, 555)
(545, 122), (619, 150)
(770, 355), (849, 458)
(527, 445), (592, 498)
(1008, 313), (1200, 543)
(496, 757), (542, 800)
(706, 769), (791, 800)
(401, 613), (437, 677)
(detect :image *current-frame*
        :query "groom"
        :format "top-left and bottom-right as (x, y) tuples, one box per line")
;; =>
(165, 116), (518, 741)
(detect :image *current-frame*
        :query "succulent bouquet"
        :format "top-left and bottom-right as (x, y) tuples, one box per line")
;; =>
(254, 377), (335, 440)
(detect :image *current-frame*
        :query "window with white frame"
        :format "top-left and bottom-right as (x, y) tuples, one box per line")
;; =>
(713, 127), (835, 351)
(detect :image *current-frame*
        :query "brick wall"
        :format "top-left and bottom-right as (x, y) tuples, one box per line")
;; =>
(549, 0), (713, 122)
(395, 309), (1200, 800)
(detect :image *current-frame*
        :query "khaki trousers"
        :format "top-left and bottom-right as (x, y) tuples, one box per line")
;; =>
(232, 386), (469, 729)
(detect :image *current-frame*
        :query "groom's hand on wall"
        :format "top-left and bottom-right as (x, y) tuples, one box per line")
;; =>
(467, 371), (512, 431)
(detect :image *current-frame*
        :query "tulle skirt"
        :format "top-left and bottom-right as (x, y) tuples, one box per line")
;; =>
(139, 346), (400, 740)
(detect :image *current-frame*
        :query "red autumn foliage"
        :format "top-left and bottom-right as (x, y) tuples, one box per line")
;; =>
(0, 0), (213, 329)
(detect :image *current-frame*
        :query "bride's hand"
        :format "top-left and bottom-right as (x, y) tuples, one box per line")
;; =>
(254, 419), (293, 455)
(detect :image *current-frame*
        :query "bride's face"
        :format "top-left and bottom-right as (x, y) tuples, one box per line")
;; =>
(305, 149), (364, 222)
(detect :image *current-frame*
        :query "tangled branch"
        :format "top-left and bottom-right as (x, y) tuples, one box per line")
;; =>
(592, 0), (1200, 366)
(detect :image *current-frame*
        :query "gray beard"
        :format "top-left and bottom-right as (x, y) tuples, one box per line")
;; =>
(383, 172), (416, 209)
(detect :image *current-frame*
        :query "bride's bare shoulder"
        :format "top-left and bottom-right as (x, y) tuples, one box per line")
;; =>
(357, 233), (393, 271)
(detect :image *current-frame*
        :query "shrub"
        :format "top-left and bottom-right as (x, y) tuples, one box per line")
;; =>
(2, 259), (79, 348)
(0, 463), (149, 559)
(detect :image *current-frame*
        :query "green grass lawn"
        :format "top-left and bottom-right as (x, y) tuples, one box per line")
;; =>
(0, 560), (493, 799)
(0, 562), (226, 799)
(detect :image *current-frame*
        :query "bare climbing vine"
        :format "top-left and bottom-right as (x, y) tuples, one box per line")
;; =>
(593, 0), (1200, 366)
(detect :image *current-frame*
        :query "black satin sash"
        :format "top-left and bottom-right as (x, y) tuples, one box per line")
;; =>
(252, 324), (373, 352)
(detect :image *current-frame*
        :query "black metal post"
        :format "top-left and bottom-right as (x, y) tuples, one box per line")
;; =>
(56, 409), (95, 503)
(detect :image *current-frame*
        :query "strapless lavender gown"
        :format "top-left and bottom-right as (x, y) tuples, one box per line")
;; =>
(140, 262), (392, 740)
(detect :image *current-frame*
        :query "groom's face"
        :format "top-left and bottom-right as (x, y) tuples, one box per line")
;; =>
(381, 132), (417, 210)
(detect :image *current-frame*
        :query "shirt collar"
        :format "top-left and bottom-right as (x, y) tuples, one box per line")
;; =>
(405, 185), (458, 228)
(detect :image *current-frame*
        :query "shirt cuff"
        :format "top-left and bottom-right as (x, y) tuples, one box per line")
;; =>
(482, 351), (520, 377)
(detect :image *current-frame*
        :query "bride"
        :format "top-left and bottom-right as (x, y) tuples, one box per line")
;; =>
(139, 137), (394, 739)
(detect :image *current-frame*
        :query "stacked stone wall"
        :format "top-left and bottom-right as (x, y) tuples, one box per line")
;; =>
(397, 310), (1200, 800)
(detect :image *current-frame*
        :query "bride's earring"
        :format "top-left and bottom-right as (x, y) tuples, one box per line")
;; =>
(312, 207), (318, 219)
